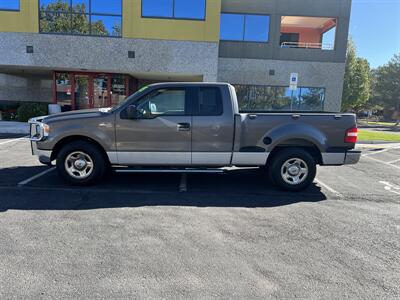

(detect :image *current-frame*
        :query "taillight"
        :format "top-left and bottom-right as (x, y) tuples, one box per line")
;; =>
(345, 127), (358, 143)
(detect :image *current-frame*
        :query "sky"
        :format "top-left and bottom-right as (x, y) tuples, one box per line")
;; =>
(349, 0), (400, 68)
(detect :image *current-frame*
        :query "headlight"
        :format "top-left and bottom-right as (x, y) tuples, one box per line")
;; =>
(29, 122), (50, 141)
(43, 124), (50, 136)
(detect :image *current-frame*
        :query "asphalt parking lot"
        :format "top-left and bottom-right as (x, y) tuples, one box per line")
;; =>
(0, 134), (399, 298)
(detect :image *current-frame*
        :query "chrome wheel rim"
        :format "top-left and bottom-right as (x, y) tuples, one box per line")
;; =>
(281, 158), (308, 185)
(65, 151), (94, 179)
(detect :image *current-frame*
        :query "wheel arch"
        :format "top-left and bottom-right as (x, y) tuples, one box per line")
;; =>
(267, 140), (323, 165)
(51, 135), (110, 164)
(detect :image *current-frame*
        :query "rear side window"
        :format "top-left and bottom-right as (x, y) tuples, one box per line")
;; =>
(194, 87), (223, 116)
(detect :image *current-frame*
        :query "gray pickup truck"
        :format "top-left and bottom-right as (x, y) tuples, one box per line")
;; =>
(29, 82), (360, 191)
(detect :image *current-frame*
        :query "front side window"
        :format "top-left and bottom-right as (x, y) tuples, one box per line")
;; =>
(135, 88), (186, 118)
(234, 85), (325, 112)
(142, 0), (206, 20)
(39, 0), (122, 37)
(0, 0), (19, 10)
(220, 13), (270, 42)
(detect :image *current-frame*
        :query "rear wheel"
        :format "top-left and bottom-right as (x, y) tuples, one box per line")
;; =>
(268, 148), (316, 191)
(56, 141), (107, 185)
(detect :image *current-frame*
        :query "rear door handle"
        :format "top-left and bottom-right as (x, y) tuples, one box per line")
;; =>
(177, 123), (191, 131)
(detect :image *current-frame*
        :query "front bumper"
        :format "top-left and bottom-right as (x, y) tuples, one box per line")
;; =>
(31, 141), (52, 164)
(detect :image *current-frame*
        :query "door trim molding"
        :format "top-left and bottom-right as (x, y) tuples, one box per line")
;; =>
(108, 151), (270, 167)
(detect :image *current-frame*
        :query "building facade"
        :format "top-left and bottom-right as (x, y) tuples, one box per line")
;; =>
(0, 0), (351, 112)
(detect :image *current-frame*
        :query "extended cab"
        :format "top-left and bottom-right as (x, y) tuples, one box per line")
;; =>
(29, 83), (360, 191)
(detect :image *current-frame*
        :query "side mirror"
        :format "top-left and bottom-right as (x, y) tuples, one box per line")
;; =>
(126, 105), (140, 119)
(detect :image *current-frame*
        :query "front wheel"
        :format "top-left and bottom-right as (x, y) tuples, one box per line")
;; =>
(268, 148), (316, 191)
(56, 141), (107, 185)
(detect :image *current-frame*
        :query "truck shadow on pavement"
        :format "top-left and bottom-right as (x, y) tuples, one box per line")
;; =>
(0, 167), (327, 211)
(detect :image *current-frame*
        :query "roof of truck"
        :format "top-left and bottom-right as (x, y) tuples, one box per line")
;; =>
(146, 82), (232, 88)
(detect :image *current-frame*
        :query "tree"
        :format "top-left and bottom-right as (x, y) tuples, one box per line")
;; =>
(373, 53), (400, 124)
(341, 39), (371, 111)
(39, 0), (110, 36)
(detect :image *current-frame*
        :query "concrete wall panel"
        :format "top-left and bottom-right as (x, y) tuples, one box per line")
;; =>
(0, 32), (219, 82)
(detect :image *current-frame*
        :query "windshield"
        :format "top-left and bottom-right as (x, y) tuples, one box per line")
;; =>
(109, 85), (149, 112)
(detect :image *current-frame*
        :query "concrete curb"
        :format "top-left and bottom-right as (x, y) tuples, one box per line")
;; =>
(0, 121), (29, 134)
(357, 140), (400, 145)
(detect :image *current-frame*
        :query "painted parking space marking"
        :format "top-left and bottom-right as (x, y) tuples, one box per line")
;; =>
(363, 155), (400, 171)
(387, 158), (400, 164)
(0, 136), (29, 146)
(379, 181), (400, 196)
(315, 178), (343, 198)
(361, 145), (400, 157)
(18, 167), (56, 186)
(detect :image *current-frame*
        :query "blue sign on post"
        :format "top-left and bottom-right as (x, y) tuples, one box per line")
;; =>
(289, 73), (298, 90)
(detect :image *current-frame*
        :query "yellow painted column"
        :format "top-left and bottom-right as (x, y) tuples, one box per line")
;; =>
(0, 0), (39, 33)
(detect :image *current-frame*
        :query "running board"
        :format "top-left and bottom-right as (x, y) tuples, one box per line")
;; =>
(113, 168), (225, 174)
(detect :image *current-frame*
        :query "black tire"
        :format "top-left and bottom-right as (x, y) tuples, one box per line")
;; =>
(56, 141), (107, 185)
(268, 148), (316, 191)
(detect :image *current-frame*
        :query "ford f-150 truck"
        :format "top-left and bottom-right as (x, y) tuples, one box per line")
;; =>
(29, 82), (360, 191)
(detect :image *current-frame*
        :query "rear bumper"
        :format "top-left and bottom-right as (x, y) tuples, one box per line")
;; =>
(321, 150), (361, 165)
(31, 141), (52, 164)
(344, 150), (361, 165)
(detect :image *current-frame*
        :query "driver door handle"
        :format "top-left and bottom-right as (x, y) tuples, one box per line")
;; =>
(177, 123), (191, 131)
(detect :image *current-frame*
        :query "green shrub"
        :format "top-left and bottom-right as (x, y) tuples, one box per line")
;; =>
(0, 103), (20, 121)
(16, 103), (48, 122)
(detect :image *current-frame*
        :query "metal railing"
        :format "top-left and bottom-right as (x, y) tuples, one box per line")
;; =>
(281, 42), (334, 50)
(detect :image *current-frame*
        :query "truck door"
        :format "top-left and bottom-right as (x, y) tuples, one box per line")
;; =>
(191, 86), (235, 166)
(115, 87), (191, 165)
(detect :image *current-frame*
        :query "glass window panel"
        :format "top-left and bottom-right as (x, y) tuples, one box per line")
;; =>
(74, 75), (90, 110)
(72, 0), (89, 13)
(136, 89), (186, 118)
(93, 74), (109, 108)
(40, 0), (70, 12)
(0, 0), (19, 10)
(142, 0), (173, 18)
(244, 15), (270, 42)
(91, 15), (122, 36)
(273, 87), (293, 111)
(196, 88), (223, 116)
(299, 87), (325, 110)
(235, 85), (325, 112)
(91, 0), (121, 15)
(40, 12), (71, 33)
(71, 13), (89, 34)
(111, 75), (126, 106)
(56, 73), (72, 111)
(220, 14), (244, 41)
(174, 0), (205, 20)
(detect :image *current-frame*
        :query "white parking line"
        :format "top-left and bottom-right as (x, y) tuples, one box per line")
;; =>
(18, 167), (56, 186)
(379, 181), (400, 196)
(387, 158), (400, 164)
(363, 155), (400, 171)
(0, 136), (29, 145)
(361, 145), (400, 157)
(315, 178), (343, 198)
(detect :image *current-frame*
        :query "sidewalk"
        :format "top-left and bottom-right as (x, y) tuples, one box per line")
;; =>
(0, 121), (29, 134)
